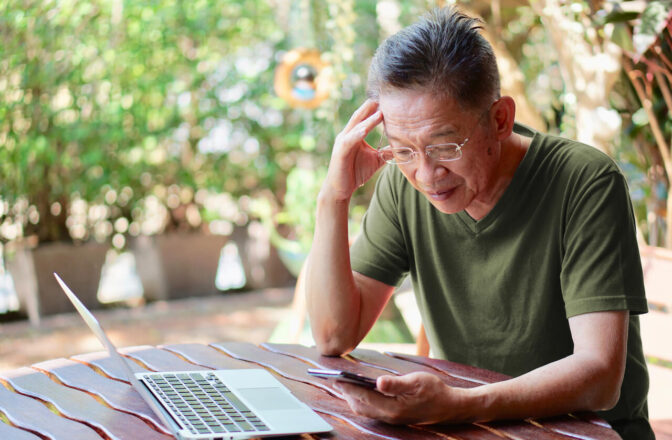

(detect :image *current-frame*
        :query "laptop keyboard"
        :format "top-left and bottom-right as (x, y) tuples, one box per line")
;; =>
(143, 372), (270, 435)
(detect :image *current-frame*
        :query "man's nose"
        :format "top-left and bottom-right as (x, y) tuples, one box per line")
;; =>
(415, 154), (446, 186)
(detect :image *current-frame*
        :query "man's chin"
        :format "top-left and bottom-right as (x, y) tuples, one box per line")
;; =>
(426, 196), (465, 214)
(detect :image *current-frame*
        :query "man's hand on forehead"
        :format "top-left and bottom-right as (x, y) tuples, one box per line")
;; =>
(322, 100), (384, 202)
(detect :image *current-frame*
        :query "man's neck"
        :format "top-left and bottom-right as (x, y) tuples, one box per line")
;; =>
(465, 133), (531, 220)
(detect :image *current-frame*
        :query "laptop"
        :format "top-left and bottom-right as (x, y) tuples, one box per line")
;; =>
(54, 273), (332, 440)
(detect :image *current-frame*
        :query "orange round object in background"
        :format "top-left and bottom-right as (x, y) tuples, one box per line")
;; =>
(274, 48), (331, 109)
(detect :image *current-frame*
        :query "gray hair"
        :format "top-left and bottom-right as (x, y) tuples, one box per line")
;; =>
(367, 7), (500, 112)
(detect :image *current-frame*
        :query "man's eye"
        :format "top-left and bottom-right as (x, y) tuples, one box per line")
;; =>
(392, 149), (413, 159)
(432, 144), (457, 153)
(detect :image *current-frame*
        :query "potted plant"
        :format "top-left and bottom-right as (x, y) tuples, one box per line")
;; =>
(0, 2), (169, 323)
(129, 183), (231, 301)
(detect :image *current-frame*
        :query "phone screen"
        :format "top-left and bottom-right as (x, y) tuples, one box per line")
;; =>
(307, 368), (378, 389)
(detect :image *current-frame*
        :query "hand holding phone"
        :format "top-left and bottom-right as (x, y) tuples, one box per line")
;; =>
(307, 368), (378, 389)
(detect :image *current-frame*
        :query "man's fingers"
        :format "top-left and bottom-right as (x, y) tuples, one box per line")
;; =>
(340, 108), (382, 150)
(377, 374), (418, 396)
(332, 108), (382, 165)
(348, 110), (382, 144)
(336, 373), (450, 425)
(336, 381), (413, 424)
(336, 382), (390, 412)
(362, 108), (384, 139)
(324, 99), (385, 201)
(344, 99), (380, 132)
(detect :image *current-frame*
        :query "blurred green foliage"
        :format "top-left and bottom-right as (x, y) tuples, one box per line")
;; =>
(602, 1), (672, 246)
(1, 0), (669, 249)
(0, 0), (286, 243)
(0, 0), (382, 245)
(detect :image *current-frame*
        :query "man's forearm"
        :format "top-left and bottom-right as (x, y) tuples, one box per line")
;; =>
(341, 311), (629, 426)
(334, 348), (624, 426)
(461, 311), (628, 422)
(303, 99), (387, 356)
(458, 350), (624, 423)
(305, 190), (361, 355)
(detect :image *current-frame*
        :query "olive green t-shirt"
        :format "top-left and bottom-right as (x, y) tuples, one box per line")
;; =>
(350, 123), (652, 439)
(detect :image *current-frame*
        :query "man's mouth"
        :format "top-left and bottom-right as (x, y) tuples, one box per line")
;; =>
(426, 187), (456, 201)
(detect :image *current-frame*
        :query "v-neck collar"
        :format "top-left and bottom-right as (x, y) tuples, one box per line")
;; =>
(453, 123), (540, 235)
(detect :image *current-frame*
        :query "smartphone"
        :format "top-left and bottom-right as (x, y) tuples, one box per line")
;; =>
(307, 368), (378, 389)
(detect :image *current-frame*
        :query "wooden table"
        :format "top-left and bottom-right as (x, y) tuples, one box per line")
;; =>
(0, 342), (621, 439)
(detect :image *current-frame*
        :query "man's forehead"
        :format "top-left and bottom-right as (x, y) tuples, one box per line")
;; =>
(378, 86), (461, 106)
(379, 90), (463, 121)
(379, 96), (463, 141)
(382, 124), (461, 143)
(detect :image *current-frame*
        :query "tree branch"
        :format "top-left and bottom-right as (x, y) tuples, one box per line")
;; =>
(624, 56), (672, 247)
(654, 70), (672, 118)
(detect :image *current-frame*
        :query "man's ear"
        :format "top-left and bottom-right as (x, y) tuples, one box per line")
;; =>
(491, 96), (516, 141)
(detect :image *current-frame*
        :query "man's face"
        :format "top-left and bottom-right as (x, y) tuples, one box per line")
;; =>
(378, 88), (499, 216)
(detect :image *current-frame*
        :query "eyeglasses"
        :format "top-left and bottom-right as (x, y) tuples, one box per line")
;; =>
(377, 109), (488, 165)
(378, 138), (469, 164)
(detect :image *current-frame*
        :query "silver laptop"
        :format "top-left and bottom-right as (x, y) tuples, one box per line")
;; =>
(54, 273), (332, 440)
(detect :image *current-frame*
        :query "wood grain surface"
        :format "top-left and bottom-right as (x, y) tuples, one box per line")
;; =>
(0, 342), (621, 439)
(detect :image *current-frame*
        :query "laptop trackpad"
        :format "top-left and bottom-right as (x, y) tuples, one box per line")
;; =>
(237, 387), (301, 411)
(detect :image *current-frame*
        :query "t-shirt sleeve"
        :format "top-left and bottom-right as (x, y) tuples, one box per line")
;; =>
(350, 167), (409, 287)
(561, 171), (648, 317)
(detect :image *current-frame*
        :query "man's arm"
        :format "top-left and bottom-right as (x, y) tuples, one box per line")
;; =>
(335, 310), (629, 424)
(305, 100), (395, 356)
(468, 309), (628, 419)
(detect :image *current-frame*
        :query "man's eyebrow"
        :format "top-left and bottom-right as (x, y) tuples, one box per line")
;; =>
(429, 128), (459, 139)
(384, 127), (459, 143)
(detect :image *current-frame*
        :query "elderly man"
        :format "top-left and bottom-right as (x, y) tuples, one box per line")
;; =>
(304, 6), (652, 440)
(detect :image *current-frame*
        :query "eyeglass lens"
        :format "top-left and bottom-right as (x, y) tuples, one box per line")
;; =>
(378, 135), (462, 164)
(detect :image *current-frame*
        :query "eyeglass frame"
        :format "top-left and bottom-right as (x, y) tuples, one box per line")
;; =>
(377, 107), (490, 165)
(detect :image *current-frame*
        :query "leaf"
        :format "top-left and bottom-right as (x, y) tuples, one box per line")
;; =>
(601, 10), (640, 25)
(632, 108), (649, 126)
(633, 1), (672, 55)
(610, 22), (635, 52)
